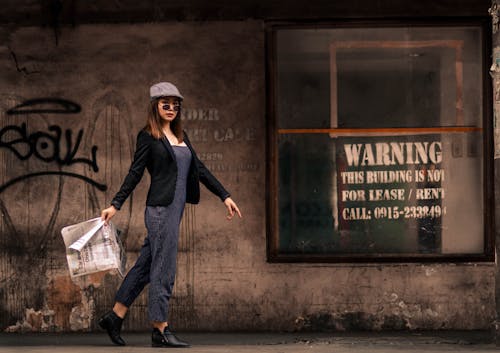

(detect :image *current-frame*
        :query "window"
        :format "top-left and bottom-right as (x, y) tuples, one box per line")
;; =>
(267, 21), (493, 262)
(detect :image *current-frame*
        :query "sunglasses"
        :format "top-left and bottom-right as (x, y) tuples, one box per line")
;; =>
(161, 103), (181, 111)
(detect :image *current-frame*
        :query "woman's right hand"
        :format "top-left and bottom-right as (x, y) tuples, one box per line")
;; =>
(101, 205), (117, 222)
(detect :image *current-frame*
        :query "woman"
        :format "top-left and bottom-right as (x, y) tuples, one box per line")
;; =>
(98, 82), (241, 348)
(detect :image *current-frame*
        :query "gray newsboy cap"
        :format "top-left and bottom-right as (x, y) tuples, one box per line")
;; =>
(149, 82), (184, 100)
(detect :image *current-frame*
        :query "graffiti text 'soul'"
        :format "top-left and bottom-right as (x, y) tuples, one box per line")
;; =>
(0, 123), (98, 172)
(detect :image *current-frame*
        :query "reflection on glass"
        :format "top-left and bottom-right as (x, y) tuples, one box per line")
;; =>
(275, 26), (484, 257)
(279, 134), (336, 252)
(278, 133), (483, 255)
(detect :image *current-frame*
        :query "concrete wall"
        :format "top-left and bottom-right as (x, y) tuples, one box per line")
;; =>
(0, 22), (495, 332)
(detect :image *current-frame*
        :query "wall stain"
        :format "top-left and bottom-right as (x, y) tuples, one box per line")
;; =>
(46, 274), (82, 329)
(295, 311), (411, 331)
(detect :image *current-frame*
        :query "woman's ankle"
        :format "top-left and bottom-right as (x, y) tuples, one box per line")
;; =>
(152, 321), (168, 332)
(112, 302), (128, 319)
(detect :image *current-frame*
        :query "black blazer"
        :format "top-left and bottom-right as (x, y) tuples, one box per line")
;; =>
(110, 130), (230, 210)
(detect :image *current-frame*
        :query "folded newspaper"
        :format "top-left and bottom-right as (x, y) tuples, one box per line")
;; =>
(61, 217), (126, 278)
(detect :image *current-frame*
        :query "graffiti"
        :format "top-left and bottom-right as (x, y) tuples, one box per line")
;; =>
(0, 123), (105, 193)
(0, 123), (96, 168)
(7, 98), (81, 115)
(8, 49), (41, 76)
(46, 0), (64, 46)
(1, 97), (105, 193)
(0, 171), (105, 193)
(0, 94), (117, 331)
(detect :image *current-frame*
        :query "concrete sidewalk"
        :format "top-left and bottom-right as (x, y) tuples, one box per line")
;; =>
(0, 331), (497, 353)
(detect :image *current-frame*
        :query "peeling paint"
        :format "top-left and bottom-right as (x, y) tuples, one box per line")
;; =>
(4, 308), (56, 332)
(425, 267), (437, 276)
(387, 293), (399, 302)
(47, 273), (109, 331)
(69, 289), (95, 331)
(70, 271), (107, 289)
(490, 2), (500, 34)
(46, 274), (82, 329)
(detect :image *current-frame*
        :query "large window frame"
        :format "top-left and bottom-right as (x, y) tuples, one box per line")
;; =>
(266, 19), (494, 263)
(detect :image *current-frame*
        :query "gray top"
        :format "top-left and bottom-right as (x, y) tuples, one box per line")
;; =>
(172, 145), (192, 206)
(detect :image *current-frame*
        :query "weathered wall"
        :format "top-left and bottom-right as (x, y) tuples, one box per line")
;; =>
(0, 22), (495, 332)
(0, 0), (491, 24)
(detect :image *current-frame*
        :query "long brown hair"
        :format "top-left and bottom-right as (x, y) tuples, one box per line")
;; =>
(144, 98), (183, 141)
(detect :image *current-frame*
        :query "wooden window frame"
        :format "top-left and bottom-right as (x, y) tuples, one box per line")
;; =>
(266, 19), (494, 263)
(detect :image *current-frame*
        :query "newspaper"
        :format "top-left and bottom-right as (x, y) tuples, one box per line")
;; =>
(61, 217), (126, 278)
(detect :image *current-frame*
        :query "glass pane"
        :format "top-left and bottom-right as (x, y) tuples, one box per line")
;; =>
(279, 134), (336, 253)
(276, 26), (482, 129)
(275, 26), (485, 257)
(336, 46), (451, 128)
(278, 132), (483, 255)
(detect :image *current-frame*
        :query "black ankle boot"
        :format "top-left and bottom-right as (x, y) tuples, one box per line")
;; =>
(98, 311), (126, 346)
(152, 327), (190, 348)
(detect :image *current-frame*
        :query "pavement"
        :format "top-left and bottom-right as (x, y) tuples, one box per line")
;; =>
(0, 331), (498, 353)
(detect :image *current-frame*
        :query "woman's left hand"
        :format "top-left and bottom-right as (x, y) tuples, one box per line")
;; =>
(224, 197), (242, 220)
